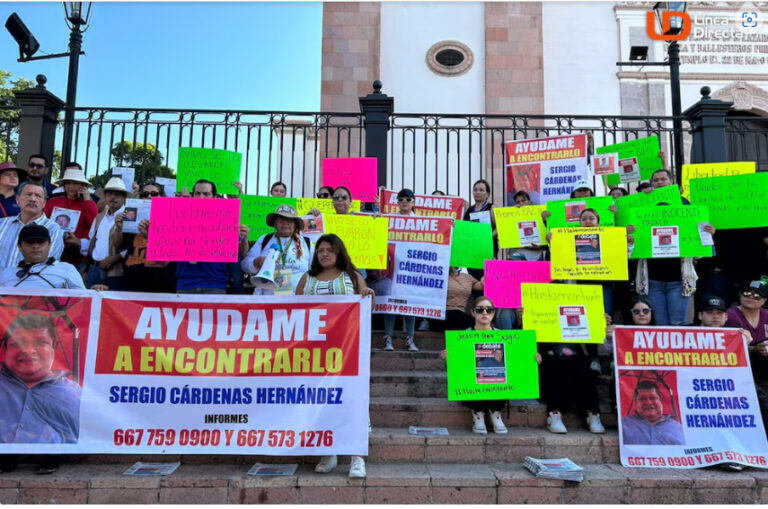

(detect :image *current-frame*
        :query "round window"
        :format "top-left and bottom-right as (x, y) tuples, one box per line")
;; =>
(426, 41), (473, 77)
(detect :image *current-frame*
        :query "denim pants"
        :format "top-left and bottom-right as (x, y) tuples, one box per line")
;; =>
(495, 308), (516, 330)
(646, 279), (690, 326)
(87, 264), (123, 290)
(384, 315), (415, 337)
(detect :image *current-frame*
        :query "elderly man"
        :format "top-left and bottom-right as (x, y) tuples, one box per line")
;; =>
(0, 182), (64, 270)
(43, 168), (98, 266)
(0, 162), (26, 218)
(66, 177), (126, 290)
(622, 379), (685, 445)
(18, 154), (56, 199)
(0, 224), (84, 289)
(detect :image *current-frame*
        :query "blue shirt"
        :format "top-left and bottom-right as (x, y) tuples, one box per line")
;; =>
(176, 262), (228, 291)
(622, 413), (685, 445)
(0, 195), (20, 218)
(0, 214), (65, 270)
(0, 366), (81, 443)
(0, 260), (85, 289)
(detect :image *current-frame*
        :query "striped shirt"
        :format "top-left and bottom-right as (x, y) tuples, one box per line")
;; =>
(0, 214), (64, 269)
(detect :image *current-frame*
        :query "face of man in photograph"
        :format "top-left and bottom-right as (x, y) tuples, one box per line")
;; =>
(4, 327), (55, 386)
(493, 349), (503, 363)
(634, 387), (663, 425)
(55, 216), (70, 229)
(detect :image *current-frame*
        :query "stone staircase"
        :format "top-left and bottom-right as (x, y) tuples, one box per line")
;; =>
(2, 330), (767, 504)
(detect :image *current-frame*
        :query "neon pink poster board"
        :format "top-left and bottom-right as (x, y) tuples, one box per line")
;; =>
(484, 260), (552, 308)
(322, 157), (378, 202)
(146, 197), (240, 262)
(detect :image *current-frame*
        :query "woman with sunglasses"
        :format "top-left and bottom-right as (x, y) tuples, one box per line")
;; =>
(316, 186), (334, 199)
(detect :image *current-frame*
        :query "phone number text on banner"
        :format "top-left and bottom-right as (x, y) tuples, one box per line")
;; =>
(371, 215), (452, 319)
(0, 289), (371, 455)
(614, 326), (768, 469)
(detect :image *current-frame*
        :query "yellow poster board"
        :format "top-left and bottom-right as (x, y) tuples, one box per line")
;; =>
(323, 214), (388, 269)
(681, 161), (755, 200)
(494, 205), (548, 248)
(550, 227), (628, 281)
(521, 283), (606, 343)
(295, 198), (361, 216)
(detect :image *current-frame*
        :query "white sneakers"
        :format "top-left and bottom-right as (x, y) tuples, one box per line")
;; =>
(547, 411), (567, 434)
(587, 413), (606, 434)
(383, 335), (394, 351)
(406, 336), (419, 352)
(348, 456), (366, 478)
(471, 411), (487, 434)
(314, 454), (337, 473)
(490, 410), (508, 434)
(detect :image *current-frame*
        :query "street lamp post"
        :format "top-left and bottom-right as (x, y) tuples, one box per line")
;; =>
(61, 2), (91, 166)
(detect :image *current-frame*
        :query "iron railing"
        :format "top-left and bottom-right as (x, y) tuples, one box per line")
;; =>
(0, 105), (20, 163)
(725, 116), (768, 172)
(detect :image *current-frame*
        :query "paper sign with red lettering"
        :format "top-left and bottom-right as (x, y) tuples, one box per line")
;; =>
(380, 189), (464, 219)
(322, 158), (378, 202)
(371, 216), (453, 319)
(505, 134), (589, 205)
(615, 326), (768, 469)
(146, 197), (240, 262)
(0, 289), (372, 456)
(484, 260), (552, 308)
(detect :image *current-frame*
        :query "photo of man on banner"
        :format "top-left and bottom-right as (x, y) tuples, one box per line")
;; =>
(619, 370), (684, 446)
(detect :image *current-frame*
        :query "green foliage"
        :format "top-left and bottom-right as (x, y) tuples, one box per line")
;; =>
(89, 141), (176, 189)
(0, 70), (35, 163)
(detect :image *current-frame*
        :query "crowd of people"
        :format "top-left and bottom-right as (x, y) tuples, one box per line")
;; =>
(0, 153), (766, 476)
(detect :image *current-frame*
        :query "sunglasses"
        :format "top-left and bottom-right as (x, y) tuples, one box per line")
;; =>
(398, 197), (413, 202)
(332, 195), (349, 201)
(632, 308), (651, 315)
(741, 290), (765, 299)
(473, 306), (495, 314)
(317, 193), (331, 198)
(140, 191), (160, 198)
(28, 163), (45, 170)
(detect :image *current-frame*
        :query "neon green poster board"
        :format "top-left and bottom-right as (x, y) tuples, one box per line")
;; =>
(689, 173), (768, 230)
(627, 205), (713, 259)
(450, 220), (493, 269)
(239, 195), (297, 242)
(176, 147), (242, 196)
(597, 136), (662, 186)
(546, 196), (615, 228)
(445, 329), (539, 401)
(614, 185), (682, 226)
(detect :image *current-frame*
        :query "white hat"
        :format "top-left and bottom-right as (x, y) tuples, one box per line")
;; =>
(55, 168), (90, 186)
(573, 179), (592, 191)
(104, 177), (128, 193)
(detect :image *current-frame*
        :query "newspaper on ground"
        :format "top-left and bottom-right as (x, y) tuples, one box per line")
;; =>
(123, 461), (180, 476)
(248, 463), (298, 476)
(523, 456), (584, 482)
(408, 426), (450, 436)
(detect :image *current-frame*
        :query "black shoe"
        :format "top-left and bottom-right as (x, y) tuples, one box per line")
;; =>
(35, 456), (60, 475)
(0, 455), (17, 474)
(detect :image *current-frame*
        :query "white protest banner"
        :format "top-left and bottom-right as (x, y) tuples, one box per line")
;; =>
(505, 134), (589, 205)
(371, 215), (453, 319)
(614, 326), (768, 469)
(380, 189), (464, 219)
(0, 289), (371, 456)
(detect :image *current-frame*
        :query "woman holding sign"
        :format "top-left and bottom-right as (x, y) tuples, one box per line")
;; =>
(296, 233), (373, 479)
(463, 180), (498, 280)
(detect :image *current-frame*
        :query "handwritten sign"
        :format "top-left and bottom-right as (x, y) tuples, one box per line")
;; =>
(689, 172), (768, 229)
(323, 214), (389, 269)
(176, 147), (242, 196)
(550, 227), (628, 281)
(449, 220), (493, 269)
(146, 197), (240, 262)
(520, 283), (606, 343)
(484, 260), (551, 308)
(239, 195), (296, 242)
(494, 205), (548, 248)
(681, 161), (755, 201)
(597, 136), (662, 187)
(614, 185), (682, 226)
(322, 158), (378, 202)
(546, 196), (615, 228)
(380, 189), (464, 219)
(445, 330), (539, 401)
(295, 198), (361, 216)
(628, 205), (713, 259)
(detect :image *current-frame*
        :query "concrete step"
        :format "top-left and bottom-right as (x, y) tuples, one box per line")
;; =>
(371, 331), (446, 352)
(370, 396), (618, 429)
(1, 461), (765, 504)
(370, 351), (445, 371)
(370, 370), (447, 397)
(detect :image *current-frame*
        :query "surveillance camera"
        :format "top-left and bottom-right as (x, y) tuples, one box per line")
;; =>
(5, 13), (40, 59)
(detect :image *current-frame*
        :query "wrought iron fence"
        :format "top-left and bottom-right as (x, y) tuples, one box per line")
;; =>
(0, 105), (20, 163)
(725, 117), (768, 172)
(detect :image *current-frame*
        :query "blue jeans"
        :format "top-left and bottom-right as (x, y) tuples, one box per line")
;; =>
(87, 264), (123, 290)
(384, 315), (415, 337)
(495, 308), (516, 330)
(647, 279), (690, 326)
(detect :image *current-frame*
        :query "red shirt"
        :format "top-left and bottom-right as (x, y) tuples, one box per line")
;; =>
(43, 195), (98, 264)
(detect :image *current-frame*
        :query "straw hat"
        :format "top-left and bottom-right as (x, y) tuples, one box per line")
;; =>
(103, 177), (127, 193)
(55, 168), (90, 186)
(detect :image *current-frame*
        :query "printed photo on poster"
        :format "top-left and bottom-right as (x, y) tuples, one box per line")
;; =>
(0, 295), (90, 444)
(122, 199), (152, 234)
(593, 153), (618, 176)
(517, 220), (541, 246)
(619, 157), (641, 183)
(509, 163), (543, 205)
(651, 226), (680, 257)
(474, 343), (507, 384)
(558, 305), (590, 340)
(469, 210), (491, 225)
(51, 207), (81, 234)
(565, 201), (587, 224)
(618, 369), (685, 446)
(574, 233), (601, 265)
